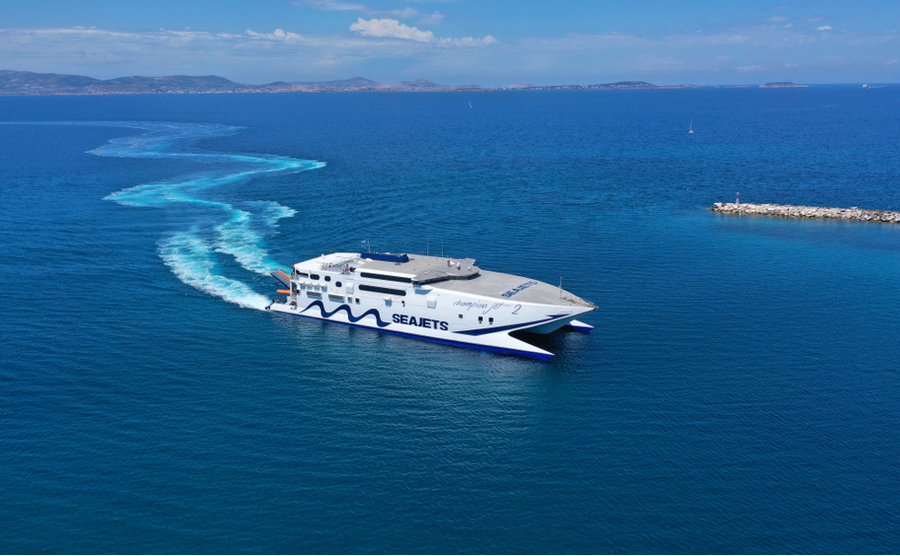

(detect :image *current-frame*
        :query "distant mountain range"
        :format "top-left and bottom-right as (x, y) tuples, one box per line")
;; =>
(0, 70), (704, 95)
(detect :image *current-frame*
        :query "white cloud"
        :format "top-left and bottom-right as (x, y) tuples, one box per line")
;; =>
(350, 18), (435, 42)
(349, 18), (496, 46)
(450, 36), (498, 47)
(416, 12), (446, 26)
(295, 0), (445, 26)
(245, 28), (310, 43)
(818, 26), (833, 31)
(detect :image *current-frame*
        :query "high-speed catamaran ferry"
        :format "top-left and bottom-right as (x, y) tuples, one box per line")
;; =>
(267, 252), (596, 359)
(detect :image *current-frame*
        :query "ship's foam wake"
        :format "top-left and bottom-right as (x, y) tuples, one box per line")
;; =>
(87, 122), (325, 310)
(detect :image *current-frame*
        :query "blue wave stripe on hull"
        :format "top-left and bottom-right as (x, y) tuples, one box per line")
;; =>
(272, 307), (552, 360)
(299, 300), (392, 327)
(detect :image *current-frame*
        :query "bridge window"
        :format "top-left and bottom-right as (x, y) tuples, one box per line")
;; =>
(358, 284), (406, 297)
(360, 272), (412, 283)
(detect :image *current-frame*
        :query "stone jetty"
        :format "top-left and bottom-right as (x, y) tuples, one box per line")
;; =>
(711, 202), (900, 223)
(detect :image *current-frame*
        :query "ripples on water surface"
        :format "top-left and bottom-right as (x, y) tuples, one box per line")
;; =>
(1, 87), (899, 553)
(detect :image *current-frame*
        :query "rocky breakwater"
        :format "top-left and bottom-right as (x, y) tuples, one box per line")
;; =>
(711, 202), (900, 223)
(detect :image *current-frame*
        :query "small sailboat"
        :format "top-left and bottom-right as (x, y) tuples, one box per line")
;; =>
(688, 120), (694, 134)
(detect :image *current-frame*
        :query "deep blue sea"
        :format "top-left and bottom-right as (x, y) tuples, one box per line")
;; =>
(2, 86), (899, 554)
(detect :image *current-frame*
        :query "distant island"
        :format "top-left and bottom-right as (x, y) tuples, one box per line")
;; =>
(0, 70), (701, 96)
(760, 82), (808, 88)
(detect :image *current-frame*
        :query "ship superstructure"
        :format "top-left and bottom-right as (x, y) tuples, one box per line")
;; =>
(267, 252), (595, 359)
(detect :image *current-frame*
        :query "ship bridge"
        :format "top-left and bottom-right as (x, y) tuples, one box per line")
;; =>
(354, 253), (481, 285)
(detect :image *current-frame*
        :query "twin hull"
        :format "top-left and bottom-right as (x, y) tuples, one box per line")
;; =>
(267, 253), (595, 359)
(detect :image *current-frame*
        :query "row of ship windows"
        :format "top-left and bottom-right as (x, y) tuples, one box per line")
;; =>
(297, 271), (409, 286)
(296, 272), (344, 288)
(300, 284), (405, 297)
(307, 292), (361, 304)
(306, 287), (405, 300)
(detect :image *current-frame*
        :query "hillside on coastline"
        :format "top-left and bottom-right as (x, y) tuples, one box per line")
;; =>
(760, 82), (808, 87)
(0, 70), (699, 95)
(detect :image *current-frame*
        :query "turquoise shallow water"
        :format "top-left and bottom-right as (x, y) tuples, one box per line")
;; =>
(1, 87), (899, 553)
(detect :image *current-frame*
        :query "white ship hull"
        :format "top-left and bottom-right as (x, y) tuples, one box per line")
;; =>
(267, 252), (595, 359)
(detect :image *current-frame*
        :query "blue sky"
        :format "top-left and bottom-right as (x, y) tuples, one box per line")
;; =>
(1, 0), (898, 85)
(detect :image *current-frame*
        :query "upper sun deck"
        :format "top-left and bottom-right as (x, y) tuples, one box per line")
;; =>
(296, 252), (594, 309)
(296, 252), (479, 283)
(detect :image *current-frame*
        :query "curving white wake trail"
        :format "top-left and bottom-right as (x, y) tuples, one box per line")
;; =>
(86, 122), (325, 310)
